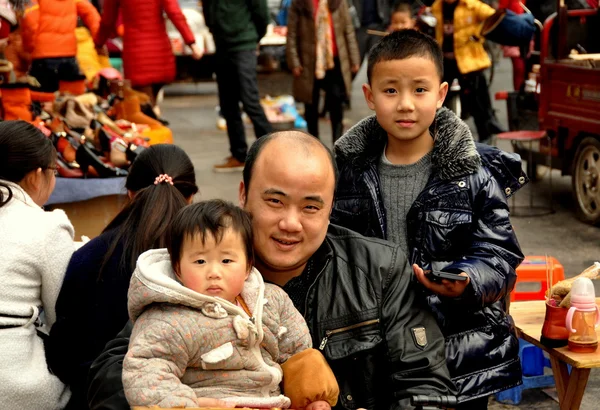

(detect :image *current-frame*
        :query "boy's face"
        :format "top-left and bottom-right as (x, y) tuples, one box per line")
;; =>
(389, 11), (415, 31)
(363, 57), (448, 145)
(176, 228), (250, 304)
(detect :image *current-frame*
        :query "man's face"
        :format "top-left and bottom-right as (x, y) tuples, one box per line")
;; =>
(239, 139), (335, 277)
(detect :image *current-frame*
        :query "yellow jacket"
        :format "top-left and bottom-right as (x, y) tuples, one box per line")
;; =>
(431, 0), (495, 74)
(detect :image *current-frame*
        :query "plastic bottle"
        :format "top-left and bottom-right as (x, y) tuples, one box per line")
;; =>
(565, 278), (600, 353)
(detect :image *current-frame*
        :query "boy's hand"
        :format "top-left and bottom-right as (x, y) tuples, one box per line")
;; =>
(351, 64), (360, 74)
(413, 264), (471, 298)
(306, 400), (331, 410)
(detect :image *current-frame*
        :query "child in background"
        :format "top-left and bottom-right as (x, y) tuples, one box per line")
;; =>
(388, 1), (415, 32)
(332, 30), (525, 409)
(123, 199), (339, 409)
(20, 0), (100, 92)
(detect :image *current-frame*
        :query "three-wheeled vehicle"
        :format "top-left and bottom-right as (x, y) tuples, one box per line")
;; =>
(508, 1), (600, 225)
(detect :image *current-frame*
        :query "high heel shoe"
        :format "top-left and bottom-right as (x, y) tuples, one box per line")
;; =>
(53, 132), (78, 163)
(56, 156), (84, 178)
(76, 143), (128, 178)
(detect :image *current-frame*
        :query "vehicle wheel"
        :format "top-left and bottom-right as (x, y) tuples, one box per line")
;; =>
(572, 137), (600, 225)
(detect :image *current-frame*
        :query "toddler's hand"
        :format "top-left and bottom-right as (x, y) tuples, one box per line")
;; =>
(413, 264), (471, 298)
(305, 400), (331, 410)
(195, 397), (235, 408)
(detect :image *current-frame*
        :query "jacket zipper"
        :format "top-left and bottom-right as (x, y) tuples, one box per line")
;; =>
(303, 255), (331, 317)
(319, 318), (380, 350)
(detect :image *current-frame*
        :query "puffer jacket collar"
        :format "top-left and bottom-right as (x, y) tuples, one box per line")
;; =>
(336, 107), (481, 180)
(335, 107), (528, 196)
(128, 249), (265, 341)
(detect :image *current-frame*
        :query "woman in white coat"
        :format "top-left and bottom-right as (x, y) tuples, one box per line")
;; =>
(0, 121), (74, 409)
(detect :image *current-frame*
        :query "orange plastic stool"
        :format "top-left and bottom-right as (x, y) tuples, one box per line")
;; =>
(511, 256), (565, 302)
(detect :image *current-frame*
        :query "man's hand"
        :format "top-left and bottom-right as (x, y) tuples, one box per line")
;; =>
(306, 400), (331, 410)
(196, 398), (235, 407)
(292, 66), (303, 77)
(351, 64), (360, 74)
(190, 43), (204, 60)
(413, 264), (471, 298)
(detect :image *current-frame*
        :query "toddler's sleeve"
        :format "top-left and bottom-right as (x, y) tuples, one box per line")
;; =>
(281, 348), (339, 410)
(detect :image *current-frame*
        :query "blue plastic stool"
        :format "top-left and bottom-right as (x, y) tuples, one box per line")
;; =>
(495, 339), (556, 404)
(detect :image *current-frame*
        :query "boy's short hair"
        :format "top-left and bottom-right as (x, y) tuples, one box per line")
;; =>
(367, 29), (444, 84)
(392, 0), (413, 16)
(168, 200), (254, 272)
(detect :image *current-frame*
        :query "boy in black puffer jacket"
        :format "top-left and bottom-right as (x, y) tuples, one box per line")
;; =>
(332, 29), (526, 409)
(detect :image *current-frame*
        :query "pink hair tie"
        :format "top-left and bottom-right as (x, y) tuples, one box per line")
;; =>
(154, 174), (174, 186)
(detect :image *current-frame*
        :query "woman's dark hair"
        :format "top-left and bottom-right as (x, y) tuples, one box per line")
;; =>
(167, 200), (254, 273)
(0, 120), (56, 208)
(100, 144), (198, 279)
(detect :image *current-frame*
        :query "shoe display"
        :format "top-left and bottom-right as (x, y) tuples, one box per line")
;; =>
(213, 156), (245, 173)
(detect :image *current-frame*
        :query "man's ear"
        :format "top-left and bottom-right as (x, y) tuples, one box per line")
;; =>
(362, 83), (376, 111)
(437, 81), (449, 109)
(238, 181), (247, 208)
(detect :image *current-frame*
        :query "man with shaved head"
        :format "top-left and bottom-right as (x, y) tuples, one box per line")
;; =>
(88, 131), (456, 410)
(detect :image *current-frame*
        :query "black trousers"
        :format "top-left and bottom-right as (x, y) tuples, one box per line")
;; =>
(304, 58), (346, 142)
(443, 58), (499, 143)
(29, 57), (82, 92)
(215, 49), (272, 162)
(355, 23), (386, 62)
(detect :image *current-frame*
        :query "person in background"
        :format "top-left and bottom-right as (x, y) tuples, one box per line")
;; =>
(286, 0), (360, 142)
(0, 120), (74, 409)
(498, 0), (526, 91)
(95, 0), (203, 106)
(20, 0), (100, 92)
(388, 1), (416, 31)
(46, 144), (198, 410)
(431, 0), (505, 144)
(123, 200), (339, 409)
(351, 0), (394, 62)
(202, 0), (273, 172)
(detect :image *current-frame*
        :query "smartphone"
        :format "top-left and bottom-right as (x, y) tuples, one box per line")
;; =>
(424, 270), (468, 282)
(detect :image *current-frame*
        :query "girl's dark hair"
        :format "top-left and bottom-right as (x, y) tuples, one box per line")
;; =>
(0, 120), (56, 208)
(168, 200), (254, 273)
(100, 144), (198, 279)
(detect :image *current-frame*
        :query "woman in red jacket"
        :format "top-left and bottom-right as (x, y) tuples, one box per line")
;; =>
(95, 0), (202, 105)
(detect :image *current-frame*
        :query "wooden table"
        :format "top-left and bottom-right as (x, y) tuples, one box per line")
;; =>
(511, 299), (600, 410)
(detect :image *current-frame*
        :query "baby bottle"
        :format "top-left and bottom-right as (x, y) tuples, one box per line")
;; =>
(565, 277), (600, 353)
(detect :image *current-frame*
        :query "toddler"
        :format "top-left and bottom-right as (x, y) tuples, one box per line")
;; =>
(388, 1), (415, 32)
(123, 199), (338, 409)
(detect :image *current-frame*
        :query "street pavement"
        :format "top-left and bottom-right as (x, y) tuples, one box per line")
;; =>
(160, 55), (600, 409)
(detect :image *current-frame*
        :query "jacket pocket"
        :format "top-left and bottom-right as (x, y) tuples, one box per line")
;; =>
(200, 342), (244, 370)
(318, 315), (383, 409)
(423, 209), (473, 259)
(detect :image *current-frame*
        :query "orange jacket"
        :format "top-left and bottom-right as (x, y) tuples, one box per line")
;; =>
(20, 0), (100, 60)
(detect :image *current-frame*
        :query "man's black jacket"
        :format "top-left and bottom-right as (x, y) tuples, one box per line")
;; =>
(87, 224), (456, 410)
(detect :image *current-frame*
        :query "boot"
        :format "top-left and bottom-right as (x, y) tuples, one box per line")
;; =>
(58, 74), (87, 96)
(541, 303), (569, 347)
(0, 83), (32, 121)
(113, 95), (173, 144)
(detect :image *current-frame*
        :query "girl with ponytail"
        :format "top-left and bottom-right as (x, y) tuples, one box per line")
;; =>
(47, 144), (198, 410)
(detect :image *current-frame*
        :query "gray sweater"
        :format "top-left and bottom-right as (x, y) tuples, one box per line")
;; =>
(378, 151), (432, 253)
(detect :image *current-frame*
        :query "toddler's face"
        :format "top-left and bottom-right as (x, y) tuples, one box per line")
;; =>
(176, 228), (250, 304)
(389, 12), (415, 31)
